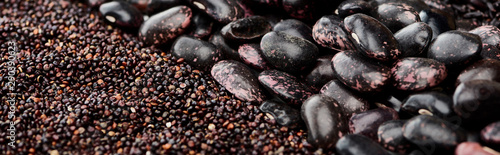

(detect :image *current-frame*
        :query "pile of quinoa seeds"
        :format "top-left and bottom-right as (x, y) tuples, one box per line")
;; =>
(0, 0), (308, 154)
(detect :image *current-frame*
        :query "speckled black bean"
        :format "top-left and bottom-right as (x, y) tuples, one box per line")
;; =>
(138, 5), (192, 45)
(469, 25), (500, 49)
(99, 1), (143, 28)
(419, 9), (456, 40)
(320, 79), (370, 118)
(378, 120), (413, 154)
(312, 15), (356, 51)
(336, 0), (373, 19)
(171, 35), (223, 71)
(372, 3), (421, 33)
(211, 60), (266, 102)
(209, 32), (239, 60)
(402, 91), (455, 118)
(331, 50), (391, 93)
(481, 44), (500, 61)
(456, 59), (500, 85)
(259, 98), (301, 128)
(237, 43), (271, 70)
(301, 94), (348, 149)
(220, 16), (272, 43)
(336, 134), (392, 155)
(423, 0), (454, 16)
(427, 30), (482, 67)
(453, 80), (500, 128)
(258, 69), (313, 105)
(304, 55), (336, 92)
(190, 0), (245, 24)
(391, 57), (447, 91)
(260, 31), (319, 74)
(282, 0), (313, 20)
(403, 115), (467, 152)
(394, 22), (433, 57)
(481, 121), (500, 150)
(274, 19), (314, 43)
(344, 13), (401, 61)
(349, 107), (399, 141)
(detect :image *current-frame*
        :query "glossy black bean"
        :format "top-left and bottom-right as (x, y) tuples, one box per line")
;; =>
(99, 1), (143, 28)
(419, 9), (456, 40)
(211, 60), (265, 102)
(274, 19), (314, 43)
(320, 79), (369, 118)
(344, 13), (401, 61)
(402, 91), (455, 118)
(391, 57), (447, 91)
(220, 16), (272, 43)
(427, 30), (482, 67)
(260, 31), (319, 74)
(304, 55), (336, 92)
(403, 115), (467, 152)
(190, 0), (245, 24)
(336, 134), (392, 155)
(312, 15), (355, 51)
(128, 0), (184, 14)
(349, 107), (399, 141)
(453, 80), (500, 128)
(394, 22), (433, 57)
(171, 36), (223, 71)
(187, 12), (214, 39)
(372, 3), (421, 33)
(138, 5), (192, 45)
(332, 50), (391, 93)
(336, 0), (373, 19)
(370, 0), (429, 12)
(457, 59), (500, 85)
(378, 120), (413, 154)
(301, 94), (348, 149)
(258, 70), (313, 105)
(260, 99), (301, 128)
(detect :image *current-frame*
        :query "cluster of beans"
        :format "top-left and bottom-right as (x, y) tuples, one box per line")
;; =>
(2, 0), (500, 154)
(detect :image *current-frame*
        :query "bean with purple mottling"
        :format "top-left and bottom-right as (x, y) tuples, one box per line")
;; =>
(312, 15), (355, 51)
(138, 5), (192, 45)
(469, 25), (500, 49)
(481, 121), (500, 150)
(344, 13), (401, 61)
(336, 0), (373, 19)
(258, 70), (313, 105)
(332, 50), (391, 93)
(237, 43), (271, 70)
(391, 57), (447, 91)
(211, 60), (266, 102)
